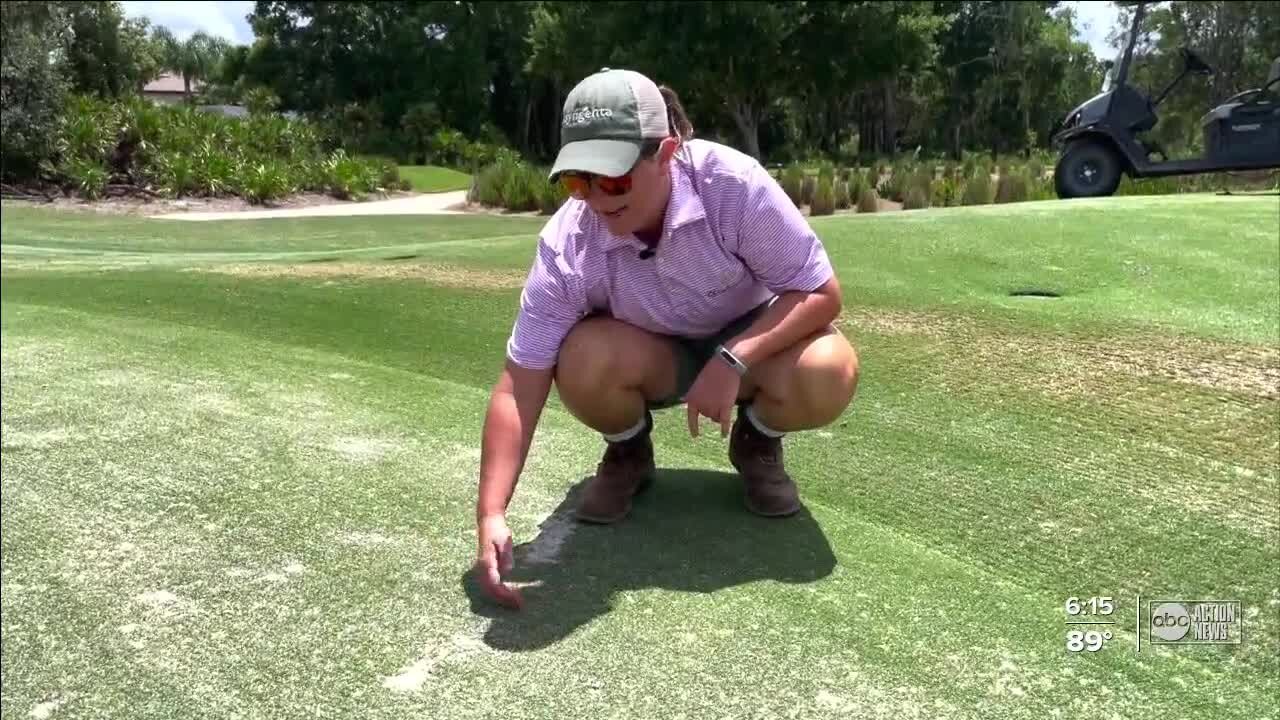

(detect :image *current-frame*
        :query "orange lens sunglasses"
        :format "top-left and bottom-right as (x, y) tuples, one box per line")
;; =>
(558, 171), (633, 199)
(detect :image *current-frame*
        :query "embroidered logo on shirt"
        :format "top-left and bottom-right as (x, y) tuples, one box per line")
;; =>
(706, 270), (742, 298)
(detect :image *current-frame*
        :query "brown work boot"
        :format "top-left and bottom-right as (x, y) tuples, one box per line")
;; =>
(730, 408), (802, 517)
(575, 411), (656, 524)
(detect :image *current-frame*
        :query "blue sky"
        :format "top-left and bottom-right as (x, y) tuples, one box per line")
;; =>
(121, 1), (255, 44)
(121, 0), (1124, 58)
(1064, 0), (1126, 59)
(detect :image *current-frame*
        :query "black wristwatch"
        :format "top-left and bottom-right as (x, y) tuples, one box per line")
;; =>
(716, 344), (749, 376)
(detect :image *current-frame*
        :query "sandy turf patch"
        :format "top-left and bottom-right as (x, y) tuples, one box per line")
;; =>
(840, 307), (1279, 400)
(194, 260), (527, 289)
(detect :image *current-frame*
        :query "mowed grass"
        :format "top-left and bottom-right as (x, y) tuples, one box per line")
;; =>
(396, 165), (472, 193)
(1, 193), (1277, 719)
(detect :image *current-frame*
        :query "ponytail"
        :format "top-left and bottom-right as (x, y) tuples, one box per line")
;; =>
(659, 85), (694, 141)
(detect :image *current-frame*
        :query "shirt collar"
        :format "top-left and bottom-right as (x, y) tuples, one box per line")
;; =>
(598, 158), (708, 253)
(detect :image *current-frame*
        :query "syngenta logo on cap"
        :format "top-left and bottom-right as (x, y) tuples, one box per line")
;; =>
(563, 106), (613, 127)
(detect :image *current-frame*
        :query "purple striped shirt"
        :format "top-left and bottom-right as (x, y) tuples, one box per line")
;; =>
(506, 139), (834, 370)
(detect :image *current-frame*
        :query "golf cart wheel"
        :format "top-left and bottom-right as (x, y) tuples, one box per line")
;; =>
(1054, 139), (1123, 199)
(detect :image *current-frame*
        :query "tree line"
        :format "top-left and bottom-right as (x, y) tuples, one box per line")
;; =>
(4, 1), (1277, 184)
(236, 0), (1104, 163)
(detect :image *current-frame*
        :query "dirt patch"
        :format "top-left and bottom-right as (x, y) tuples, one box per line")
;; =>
(329, 437), (398, 463)
(1077, 343), (1280, 400)
(840, 307), (980, 339)
(194, 260), (528, 289)
(339, 531), (398, 547)
(382, 633), (494, 694)
(837, 307), (1279, 401)
(29, 695), (69, 719)
(1, 427), (73, 452)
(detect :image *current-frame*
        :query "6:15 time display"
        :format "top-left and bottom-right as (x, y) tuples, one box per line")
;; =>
(1065, 596), (1114, 616)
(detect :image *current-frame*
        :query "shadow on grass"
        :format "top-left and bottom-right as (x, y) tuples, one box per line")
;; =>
(461, 468), (837, 652)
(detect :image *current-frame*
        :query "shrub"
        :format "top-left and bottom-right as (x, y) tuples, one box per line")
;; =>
(190, 141), (234, 196)
(961, 175), (994, 205)
(501, 165), (539, 212)
(1028, 157), (1045, 181)
(55, 95), (117, 165)
(877, 164), (911, 203)
(471, 160), (511, 207)
(462, 139), (510, 172)
(1115, 176), (1182, 196)
(817, 162), (836, 186)
(847, 168), (866, 199)
(537, 174), (568, 215)
(244, 86), (281, 116)
(903, 185), (930, 210)
(469, 155), (563, 212)
(995, 170), (1029, 204)
(360, 154), (406, 192)
(323, 149), (376, 200)
(801, 175), (816, 207)
(910, 169), (933, 200)
(1026, 172), (1054, 201)
(930, 177), (958, 208)
(856, 187), (879, 213)
(33, 93), (475, 203)
(237, 114), (294, 159)
(293, 157), (325, 194)
(834, 179), (851, 210)
(874, 174), (890, 200)
(62, 156), (108, 199)
(811, 178), (835, 216)
(114, 96), (165, 174)
(780, 164), (804, 208)
(237, 160), (291, 205)
(152, 150), (196, 198)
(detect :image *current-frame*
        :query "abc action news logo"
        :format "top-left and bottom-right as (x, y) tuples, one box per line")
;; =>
(1149, 600), (1242, 644)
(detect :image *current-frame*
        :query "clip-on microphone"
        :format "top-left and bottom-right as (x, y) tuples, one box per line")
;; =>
(638, 236), (660, 259)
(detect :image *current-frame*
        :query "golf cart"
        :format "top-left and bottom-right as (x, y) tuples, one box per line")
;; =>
(1051, 1), (1280, 198)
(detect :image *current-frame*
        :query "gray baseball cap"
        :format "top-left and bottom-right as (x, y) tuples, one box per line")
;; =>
(549, 68), (670, 181)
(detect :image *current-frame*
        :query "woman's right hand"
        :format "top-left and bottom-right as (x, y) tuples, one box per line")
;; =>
(475, 513), (523, 610)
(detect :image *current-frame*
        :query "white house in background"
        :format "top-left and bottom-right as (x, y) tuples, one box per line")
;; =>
(143, 72), (201, 103)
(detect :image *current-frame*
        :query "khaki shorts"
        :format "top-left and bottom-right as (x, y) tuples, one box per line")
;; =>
(649, 297), (776, 410)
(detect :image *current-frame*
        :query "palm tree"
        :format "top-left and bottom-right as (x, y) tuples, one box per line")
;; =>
(151, 27), (230, 100)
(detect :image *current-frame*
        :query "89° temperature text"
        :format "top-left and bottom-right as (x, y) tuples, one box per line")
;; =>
(1067, 630), (1114, 652)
